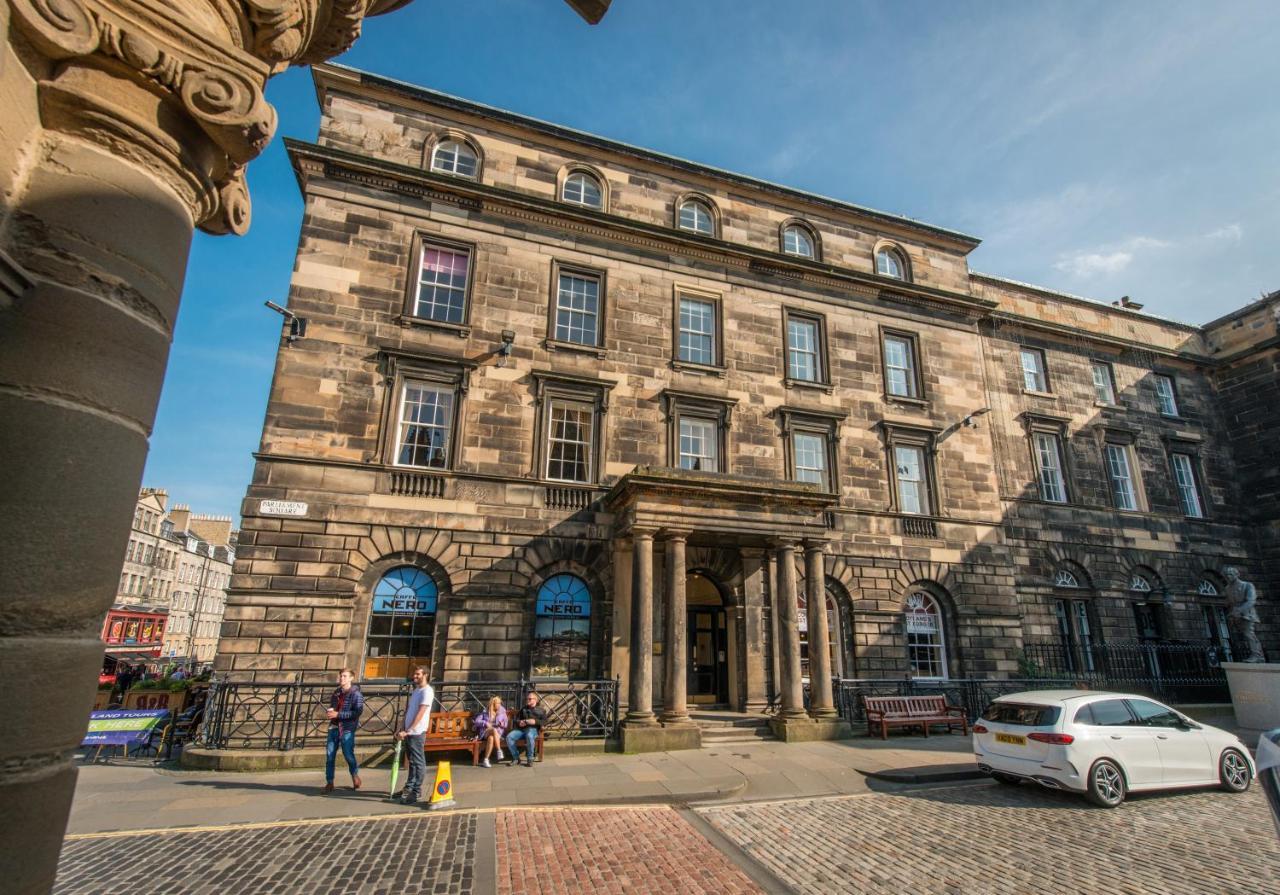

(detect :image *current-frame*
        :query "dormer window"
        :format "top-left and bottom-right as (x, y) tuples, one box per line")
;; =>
(562, 170), (603, 209)
(431, 139), (479, 178)
(876, 246), (907, 280)
(677, 198), (715, 236)
(782, 224), (816, 259)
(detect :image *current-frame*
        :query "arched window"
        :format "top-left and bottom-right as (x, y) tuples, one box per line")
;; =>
(1054, 568), (1080, 588)
(431, 139), (479, 178)
(531, 573), (592, 680)
(905, 590), (947, 679)
(797, 587), (843, 680)
(562, 171), (603, 209)
(1197, 578), (1219, 596)
(782, 224), (815, 259)
(365, 566), (438, 680)
(1129, 572), (1153, 593)
(677, 198), (715, 235)
(876, 246), (907, 280)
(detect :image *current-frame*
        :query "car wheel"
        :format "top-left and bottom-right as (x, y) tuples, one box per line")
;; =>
(992, 772), (1021, 785)
(1087, 759), (1126, 808)
(1219, 749), (1251, 793)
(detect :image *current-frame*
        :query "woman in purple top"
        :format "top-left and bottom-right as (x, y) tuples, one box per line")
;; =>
(474, 695), (508, 768)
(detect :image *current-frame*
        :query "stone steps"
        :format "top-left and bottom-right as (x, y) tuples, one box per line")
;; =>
(691, 711), (777, 746)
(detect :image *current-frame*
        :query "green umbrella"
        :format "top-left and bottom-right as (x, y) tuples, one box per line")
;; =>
(388, 738), (402, 799)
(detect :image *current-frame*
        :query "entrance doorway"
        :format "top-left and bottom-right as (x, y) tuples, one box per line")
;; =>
(687, 572), (728, 705)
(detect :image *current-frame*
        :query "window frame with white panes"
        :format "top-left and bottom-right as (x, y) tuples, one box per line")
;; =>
(531, 372), (613, 486)
(779, 407), (846, 494)
(881, 328), (924, 401)
(1090, 360), (1118, 405)
(782, 308), (829, 387)
(429, 137), (480, 178)
(1153, 373), (1180, 417)
(675, 195), (717, 236)
(403, 234), (476, 331)
(1019, 346), (1050, 393)
(547, 261), (607, 352)
(661, 389), (736, 475)
(780, 221), (818, 260)
(883, 423), (938, 517)
(561, 168), (604, 209)
(377, 351), (474, 472)
(1102, 437), (1143, 511)
(1169, 449), (1206, 518)
(672, 288), (724, 372)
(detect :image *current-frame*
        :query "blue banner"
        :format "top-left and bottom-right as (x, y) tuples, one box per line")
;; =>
(82, 709), (169, 746)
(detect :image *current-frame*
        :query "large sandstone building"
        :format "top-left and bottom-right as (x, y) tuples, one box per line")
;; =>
(221, 64), (1277, 743)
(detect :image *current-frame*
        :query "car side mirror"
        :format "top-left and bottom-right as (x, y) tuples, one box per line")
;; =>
(1176, 717), (1199, 730)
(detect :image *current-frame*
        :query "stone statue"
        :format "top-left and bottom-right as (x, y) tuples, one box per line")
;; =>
(1224, 566), (1267, 663)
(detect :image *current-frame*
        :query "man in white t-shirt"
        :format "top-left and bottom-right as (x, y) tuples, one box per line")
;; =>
(395, 666), (434, 804)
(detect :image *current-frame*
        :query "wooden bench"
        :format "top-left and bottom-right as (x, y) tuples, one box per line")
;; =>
(421, 711), (546, 765)
(424, 711), (481, 766)
(862, 695), (968, 740)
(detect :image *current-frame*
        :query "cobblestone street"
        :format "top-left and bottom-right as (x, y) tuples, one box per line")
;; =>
(54, 782), (1280, 894)
(701, 783), (1280, 895)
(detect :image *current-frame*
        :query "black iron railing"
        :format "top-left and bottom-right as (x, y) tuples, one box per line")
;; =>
(1020, 639), (1230, 703)
(197, 678), (619, 750)
(833, 678), (1071, 723)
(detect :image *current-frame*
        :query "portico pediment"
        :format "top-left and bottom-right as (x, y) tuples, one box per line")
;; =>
(604, 467), (836, 543)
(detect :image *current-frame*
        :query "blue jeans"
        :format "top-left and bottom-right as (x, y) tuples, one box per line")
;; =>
(325, 727), (358, 782)
(506, 727), (538, 763)
(402, 733), (425, 799)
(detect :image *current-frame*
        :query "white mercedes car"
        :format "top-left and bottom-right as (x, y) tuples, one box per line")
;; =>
(973, 690), (1255, 808)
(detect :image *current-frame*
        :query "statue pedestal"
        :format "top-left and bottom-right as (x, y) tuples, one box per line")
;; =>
(1222, 662), (1280, 737)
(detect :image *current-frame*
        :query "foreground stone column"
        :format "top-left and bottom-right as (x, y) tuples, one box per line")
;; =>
(804, 540), (837, 718)
(624, 528), (657, 726)
(774, 540), (806, 719)
(765, 549), (781, 704)
(0, 3), (610, 890)
(660, 529), (690, 724)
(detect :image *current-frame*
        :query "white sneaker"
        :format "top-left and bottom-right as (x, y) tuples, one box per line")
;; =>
(496, 749), (504, 760)
(480, 758), (491, 768)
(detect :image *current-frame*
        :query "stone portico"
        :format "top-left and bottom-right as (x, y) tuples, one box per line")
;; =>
(606, 469), (850, 751)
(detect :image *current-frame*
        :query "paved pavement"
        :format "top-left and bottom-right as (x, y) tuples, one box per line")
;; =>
(64, 736), (976, 834)
(496, 807), (760, 895)
(55, 730), (1279, 894)
(699, 783), (1280, 895)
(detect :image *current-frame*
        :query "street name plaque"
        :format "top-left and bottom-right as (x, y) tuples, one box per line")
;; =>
(259, 499), (309, 517)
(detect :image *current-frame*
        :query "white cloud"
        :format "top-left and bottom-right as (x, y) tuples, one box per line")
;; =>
(1053, 235), (1169, 278)
(1204, 223), (1243, 241)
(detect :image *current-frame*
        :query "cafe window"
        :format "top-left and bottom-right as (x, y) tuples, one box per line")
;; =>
(531, 573), (592, 680)
(364, 566), (438, 680)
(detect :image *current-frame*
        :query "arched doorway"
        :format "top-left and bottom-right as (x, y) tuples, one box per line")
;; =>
(687, 572), (728, 705)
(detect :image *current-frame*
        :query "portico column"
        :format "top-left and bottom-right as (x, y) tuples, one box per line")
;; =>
(660, 529), (691, 724)
(624, 527), (658, 726)
(804, 540), (837, 718)
(765, 550), (781, 705)
(774, 540), (806, 719)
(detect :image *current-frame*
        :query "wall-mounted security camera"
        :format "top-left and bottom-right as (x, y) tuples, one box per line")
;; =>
(264, 300), (307, 343)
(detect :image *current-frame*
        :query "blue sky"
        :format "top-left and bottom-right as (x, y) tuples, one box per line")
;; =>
(144, 0), (1279, 518)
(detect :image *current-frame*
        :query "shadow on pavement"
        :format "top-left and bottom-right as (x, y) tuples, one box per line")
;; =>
(172, 777), (395, 801)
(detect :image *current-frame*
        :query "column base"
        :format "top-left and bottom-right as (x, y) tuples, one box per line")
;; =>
(768, 715), (852, 743)
(808, 707), (840, 720)
(621, 722), (702, 753)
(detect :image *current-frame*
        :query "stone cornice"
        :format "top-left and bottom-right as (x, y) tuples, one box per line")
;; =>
(984, 310), (1216, 366)
(286, 139), (1000, 324)
(313, 64), (981, 252)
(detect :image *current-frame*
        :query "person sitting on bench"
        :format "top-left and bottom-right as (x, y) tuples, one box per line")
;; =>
(505, 691), (546, 767)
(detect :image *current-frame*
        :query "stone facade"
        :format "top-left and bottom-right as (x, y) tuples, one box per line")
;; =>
(221, 65), (1278, 720)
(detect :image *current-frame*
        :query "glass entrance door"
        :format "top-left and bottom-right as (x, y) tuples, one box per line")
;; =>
(688, 608), (728, 704)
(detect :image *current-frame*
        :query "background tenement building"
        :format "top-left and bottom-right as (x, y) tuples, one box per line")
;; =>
(220, 64), (1278, 724)
(108, 488), (236, 671)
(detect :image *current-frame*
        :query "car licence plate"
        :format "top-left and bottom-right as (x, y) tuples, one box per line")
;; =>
(995, 733), (1026, 745)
